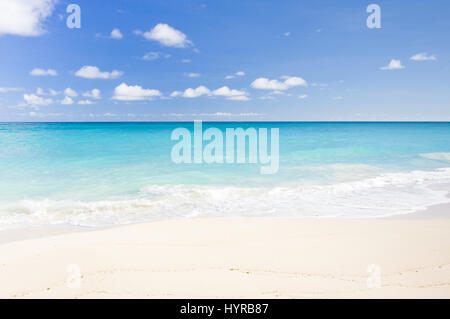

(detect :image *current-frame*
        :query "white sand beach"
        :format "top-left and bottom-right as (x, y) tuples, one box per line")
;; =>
(0, 217), (449, 299)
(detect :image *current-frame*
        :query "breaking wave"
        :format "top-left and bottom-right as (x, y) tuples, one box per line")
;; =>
(1, 167), (450, 229)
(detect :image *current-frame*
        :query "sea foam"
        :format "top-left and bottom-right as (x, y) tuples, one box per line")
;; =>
(420, 153), (450, 161)
(1, 167), (449, 228)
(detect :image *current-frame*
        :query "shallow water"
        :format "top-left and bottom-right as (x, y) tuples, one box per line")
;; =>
(1, 122), (450, 227)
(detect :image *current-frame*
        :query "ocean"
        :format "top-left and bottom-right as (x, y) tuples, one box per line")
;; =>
(1, 122), (450, 228)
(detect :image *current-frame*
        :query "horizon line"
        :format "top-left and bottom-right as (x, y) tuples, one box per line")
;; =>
(2, 121), (450, 124)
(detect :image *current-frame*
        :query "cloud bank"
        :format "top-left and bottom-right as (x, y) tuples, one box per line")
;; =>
(0, 0), (56, 36)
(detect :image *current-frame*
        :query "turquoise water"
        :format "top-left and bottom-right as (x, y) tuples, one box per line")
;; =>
(1, 122), (450, 227)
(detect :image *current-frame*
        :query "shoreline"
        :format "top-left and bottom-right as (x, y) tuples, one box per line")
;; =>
(0, 217), (449, 298)
(1, 200), (450, 245)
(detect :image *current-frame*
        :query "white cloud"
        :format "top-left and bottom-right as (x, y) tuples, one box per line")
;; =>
(380, 59), (405, 70)
(191, 112), (233, 117)
(30, 68), (57, 76)
(23, 93), (52, 107)
(64, 88), (78, 97)
(299, 94), (308, 99)
(0, 87), (22, 93)
(212, 86), (248, 99)
(284, 32), (291, 37)
(251, 76), (307, 91)
(281, 76), (308, 87)
(191, 112), (261, 117)
(170, 91), (181, 97)
(110, 28), (123, 39)
(165, 112), (263, 117)
(212, 86), (244, 97)
(227, 95), (250, 101)
(171, 85), (248, 100)
(112, 83), (162, 101)
(75, 66), (123, 79)
(169, 91), (183, 97)
(225, 71), (245, 79)
(184, 72), (200, 78)
(142, 52), (159, 61)
(142, 23), (192, 48)
(239, 112), (264, 116)
(213, 112), (232, 116)
(96, 28), (124, 39)
(182, 59), (191, 63)
(78, 100), (93, 105)
(25, 111), (65, 118)
(142, 51), (171, 61)
(36, 88), (60, 96)
(270, 90), (285, 95)
(0, 0), (56, 37)
(165, 113), (185, 117)
(410, 53), (436, 61)
(311, 82), (328, 87)
(171, 86), (210, 98)
(251, 78), (288, 90)
(82, 89), (101, 99)
(61, 96), (74, 105)
(332, 96), (344, 100)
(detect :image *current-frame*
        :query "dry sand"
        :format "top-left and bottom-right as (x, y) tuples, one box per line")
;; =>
(0, 218), (449, 298)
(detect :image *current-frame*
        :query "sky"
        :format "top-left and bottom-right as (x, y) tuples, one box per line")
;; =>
(0, 0), (449, 122)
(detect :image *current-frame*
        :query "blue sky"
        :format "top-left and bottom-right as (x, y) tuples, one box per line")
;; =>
(0, 0), (449, 121)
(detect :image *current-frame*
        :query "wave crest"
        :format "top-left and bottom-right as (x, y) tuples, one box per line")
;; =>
(1, 168), (450, 228)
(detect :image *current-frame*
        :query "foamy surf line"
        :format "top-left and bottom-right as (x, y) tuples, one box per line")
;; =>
(1, 167), (450, 229)
(420, 152), (450, 161)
